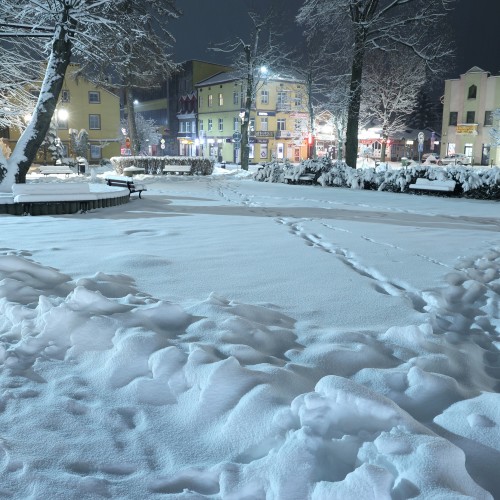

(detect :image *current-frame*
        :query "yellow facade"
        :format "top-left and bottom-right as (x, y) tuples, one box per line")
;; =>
(8, 63), (120, 164)
(197, 74), (310, 163)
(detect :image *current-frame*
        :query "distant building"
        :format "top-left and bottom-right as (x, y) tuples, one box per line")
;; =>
(441, 66), (500, 166)
(7, 63), (121, 163)
(196, 71), (311, 163)
(131, 60), (232, 156)
(358, 126), (440, 161)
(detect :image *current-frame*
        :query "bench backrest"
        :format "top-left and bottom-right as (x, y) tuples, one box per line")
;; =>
(106, 178), (134, 187)
(12, 183), (91, 196)
(415, 178), (456, 187)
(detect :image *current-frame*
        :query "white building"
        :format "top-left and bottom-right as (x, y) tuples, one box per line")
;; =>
(441, 66), (500, 166)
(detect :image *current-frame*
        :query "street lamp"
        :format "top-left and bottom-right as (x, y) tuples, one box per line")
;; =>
(55, 108), (69, 163)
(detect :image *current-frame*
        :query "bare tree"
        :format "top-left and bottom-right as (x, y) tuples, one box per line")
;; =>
(360, 49), (426, 162)
(289, 37), (337, 159)
(212, 9), (290, 170)
(297, 0), (455, 169)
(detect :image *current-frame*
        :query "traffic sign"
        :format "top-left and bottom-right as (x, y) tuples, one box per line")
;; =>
(232, 132), (242, 143)
(418, 132), (424, 144)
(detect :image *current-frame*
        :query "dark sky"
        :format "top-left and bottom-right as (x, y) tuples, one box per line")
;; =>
(169, 1), (500, 80)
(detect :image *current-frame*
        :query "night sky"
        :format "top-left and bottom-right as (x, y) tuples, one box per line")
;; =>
(170, 0), (500, 82)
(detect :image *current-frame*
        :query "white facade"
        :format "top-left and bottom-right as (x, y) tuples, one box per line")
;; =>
(441, 67), (500, 166)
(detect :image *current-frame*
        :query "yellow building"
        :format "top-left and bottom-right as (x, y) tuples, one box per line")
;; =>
(132, 60), (232, 156)
(441, 66), (500, 166)
(196, 72), (310, 163)
(7, 63), (120, 164)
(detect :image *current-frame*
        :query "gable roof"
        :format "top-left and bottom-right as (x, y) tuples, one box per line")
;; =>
(466, 66), (488, 74)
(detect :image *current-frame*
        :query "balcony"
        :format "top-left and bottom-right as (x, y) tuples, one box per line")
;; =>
(275, 130), (293, 139)
(276, 103), (291, 112)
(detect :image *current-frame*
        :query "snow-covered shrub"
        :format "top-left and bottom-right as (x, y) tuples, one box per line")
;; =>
(110, 156), (213, 175)
(254, 158), (500, 200)
(253, 161), (286, 182)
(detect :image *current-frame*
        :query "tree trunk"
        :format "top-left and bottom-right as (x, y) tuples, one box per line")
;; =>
(344, 29), (366, 169)
(126, 87), (140, 155)
(12, 9), (76, 184)
(380, 135), (387, 163)
(240, 46), (253, 171)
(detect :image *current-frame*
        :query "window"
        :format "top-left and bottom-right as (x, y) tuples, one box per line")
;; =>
(249, 118), (255, 132)
(90, 144), (101, 160)
(294, 95), (302, 107)
(484, 111), (493, 126)
(449, 112), (458, 126)
(468, 85), (477, 99)
(218, 93), (223, 106)
(185, 121), (191, 133)
(61, 90), (70, 102)
(466, 111), (475, 124)
(199, 119), (204, 131)
(218, 118), (223, 132)
(260, 116), (268, 131)
(208, 94), (213, 107)
(88, 91), (100, 103)
(208, 118), (213, 131)
(89, 114), (101, 130)
(233, 91), (239, 105)
(198, 95), (203, 108)
(233, 117), (239, 131)
(261, 90), (269, 104)
(277, 118), (286, 131)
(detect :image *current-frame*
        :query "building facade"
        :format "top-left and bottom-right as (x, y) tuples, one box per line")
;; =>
(441, 66), (500, 166)
(196, 72), (311, 163)
(6, 64), (121, 163)
(132, 60), (231, 156)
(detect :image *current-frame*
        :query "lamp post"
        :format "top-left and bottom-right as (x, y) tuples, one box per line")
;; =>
(56, 108), (69, 160)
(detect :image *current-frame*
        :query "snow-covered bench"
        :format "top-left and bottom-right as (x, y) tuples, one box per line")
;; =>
(38, 165), (75, 177)
(408, 178), (456, 193)
(105, 177), (147, 198)
(163, 164), (192, 175)
(12, 182), (98, 215)
(284, 172), (316, 185)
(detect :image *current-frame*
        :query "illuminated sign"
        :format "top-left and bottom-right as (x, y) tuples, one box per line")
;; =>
(456, 124), (478, 135)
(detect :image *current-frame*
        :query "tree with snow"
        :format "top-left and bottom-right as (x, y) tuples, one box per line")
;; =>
(120, 115), (162, 155)
(0, 0), (179, 189)
(76, 0), (180, 156)
(69, 129), (89, 160)
(360, 49), (426, 162)
(297, 0), (455, 169)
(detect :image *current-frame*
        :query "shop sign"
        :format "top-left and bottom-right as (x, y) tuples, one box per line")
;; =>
(456, 124), (478, 135)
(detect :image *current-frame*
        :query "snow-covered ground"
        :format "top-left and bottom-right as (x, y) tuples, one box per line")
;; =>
(0, 165), (498, 499)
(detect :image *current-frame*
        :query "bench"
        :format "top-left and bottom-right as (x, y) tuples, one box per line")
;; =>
(105, 177), (147, 198)
(38, 165), (75, 177)
(284, 173), (316, 185)
(163, 164), (192, 175)
(409, 178), (456, 193)
(12, 182), (98, 214)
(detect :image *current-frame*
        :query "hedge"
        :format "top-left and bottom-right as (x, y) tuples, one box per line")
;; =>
(110, 156), (213, 175)
(253, 159), (500, 200)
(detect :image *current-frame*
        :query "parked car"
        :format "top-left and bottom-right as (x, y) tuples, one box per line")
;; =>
(422, 153), (440, 164)
(437, 154), (472, 166)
